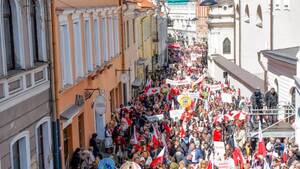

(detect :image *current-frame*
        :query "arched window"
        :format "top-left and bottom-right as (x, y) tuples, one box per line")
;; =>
(290, 87), (296, 106)
(29, 0), (46, 64)
(29, 0), (39, 62)
(223, 38), (231, 54)
(3, 0), (16, 70)
(10, 131), (30, 169)
(245, 5), (250, 23)
(256, 5), (263, 28)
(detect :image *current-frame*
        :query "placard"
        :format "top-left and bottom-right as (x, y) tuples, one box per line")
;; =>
(221, 93), (233, 103)
(214, 141), (225, 161)
(170, 109), (185, 120)
(146, 114), (164, 122)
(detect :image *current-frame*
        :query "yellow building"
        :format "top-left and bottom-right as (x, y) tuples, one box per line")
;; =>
(51, 0), (123, 168)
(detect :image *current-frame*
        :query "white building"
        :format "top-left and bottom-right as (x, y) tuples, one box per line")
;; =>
(166, 0), (198, 46)
(207, 0), (300, 142)
(207, 0), (234, 60)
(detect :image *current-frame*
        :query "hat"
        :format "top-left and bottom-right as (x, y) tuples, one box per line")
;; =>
(170, 162), (179, 169)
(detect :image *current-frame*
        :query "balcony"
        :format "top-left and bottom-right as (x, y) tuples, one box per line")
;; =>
(246, 104), (295, 138)
(0, 64), (49, 103)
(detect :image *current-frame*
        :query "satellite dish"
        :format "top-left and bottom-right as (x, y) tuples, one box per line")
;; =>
(120, 73), (129, 83)
(94, 95), (106, 115)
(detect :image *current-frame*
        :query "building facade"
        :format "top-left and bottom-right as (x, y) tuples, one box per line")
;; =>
(0, 0), (53, 169)
(167, 0), (198, 46)
(51, 0), (123, 168)
(195, 3), (209, 43)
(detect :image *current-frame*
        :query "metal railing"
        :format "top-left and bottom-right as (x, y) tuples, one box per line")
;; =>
(246, 103), (295, 138)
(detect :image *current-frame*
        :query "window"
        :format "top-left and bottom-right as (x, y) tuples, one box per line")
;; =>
(132, 19), (136, 43)
(93, 18), (101, 66)
(36, 117), (52, 169)
(126, 20), (130, 49)
(108, 17), (114, 58)
(3, 0), (16, 70)
(73, 21), (84, 78)
(10, 131), (30, 169)
(223, 38), (231, 54)
(114, 16), (119, 55)
(101, 17), (108, 62)
(78, 113), (85, 148)
(59, 24), (73, 87)
(256, 5), (263, 28)
(244, 5), (250, 23)
(84, 18), (93, 72)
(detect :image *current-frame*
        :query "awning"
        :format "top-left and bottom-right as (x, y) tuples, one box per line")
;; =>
(132, 79), (143, 88)
(213, 55), (265, 92)
(60, 105), (80, 121)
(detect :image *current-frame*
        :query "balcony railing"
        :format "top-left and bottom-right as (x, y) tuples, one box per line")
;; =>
(246, 104), (295, 138)
(0, 64), (49, 103)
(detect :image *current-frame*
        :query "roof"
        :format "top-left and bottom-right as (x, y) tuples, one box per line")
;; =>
(137, 0), (155, 8)
(261, 46), (300, 65)
(217, 0), (234, 6)
(213, 55), (265, 92)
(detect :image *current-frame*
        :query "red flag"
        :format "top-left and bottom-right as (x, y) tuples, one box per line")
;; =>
(150, 147), (165, 168)
(233, 134), (245, 169)
(206, 160), (212, 169)
(152, 135), (160, 148)
(257, 121), (267, 157)
(144, 79), (152, 94)
(180, 126), (186, 138)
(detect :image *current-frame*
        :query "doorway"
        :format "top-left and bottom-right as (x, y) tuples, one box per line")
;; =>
(63, 125), (72, 166)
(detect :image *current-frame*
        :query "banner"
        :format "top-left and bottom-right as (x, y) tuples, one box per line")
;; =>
(192, 74), (206, 85)
(214, 141), (225, 161)
(146, 114), (164, 122)
(221, 93), (233, 103)
(214, 160), (230, 169)
(170, 109), (185, 120)
(186, 92), (199, 99)
(146, 87), (161, 96)
(166, 79), (191, 86)
(177, 95), (192, 108)
(209, 84), (222, 92)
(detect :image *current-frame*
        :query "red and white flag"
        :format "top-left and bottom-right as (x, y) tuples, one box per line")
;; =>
(144, 79), (152, 94)
(133, 126), (138, 145)
(233, 133), (245, 169)
(150, 147), (165, 168)
(257, 121), (267, 157)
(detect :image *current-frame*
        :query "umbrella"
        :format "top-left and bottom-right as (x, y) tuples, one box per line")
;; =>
(120, 161), (141, 169)
(98, 158), (115, 169)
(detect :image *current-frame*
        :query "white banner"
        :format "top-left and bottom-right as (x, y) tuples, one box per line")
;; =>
(166, 79), (191, 86)
(170, 109), (185, 120)
(192, 74), (206, 85)
(209, 84), (222, 92)
(146, 114), (164, 122)
(214, 141), (225, 161)
(146, 87), (161, 96)
(221, 93), (233, 103)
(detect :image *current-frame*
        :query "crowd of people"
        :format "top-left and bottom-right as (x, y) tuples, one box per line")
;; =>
(69, 45), (300, 169)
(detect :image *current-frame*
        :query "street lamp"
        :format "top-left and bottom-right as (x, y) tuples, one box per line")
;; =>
(200, 0), (217, 6)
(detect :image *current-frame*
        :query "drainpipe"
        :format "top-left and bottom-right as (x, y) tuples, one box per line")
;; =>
(233, 1), (236, 64)
(258, 52), (268, 92)
(270, 0), (274, 50)
(47, 1), (61, 169)
(238, 0), (241, 67)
